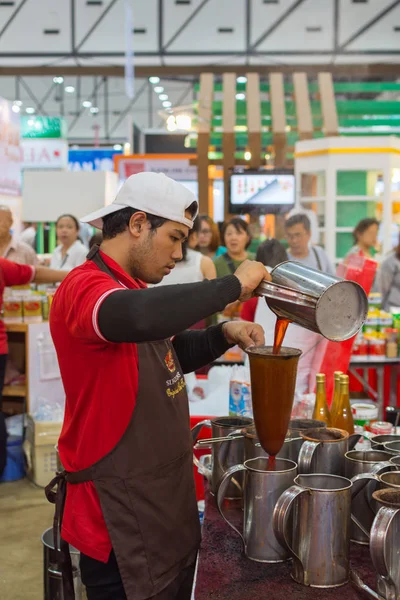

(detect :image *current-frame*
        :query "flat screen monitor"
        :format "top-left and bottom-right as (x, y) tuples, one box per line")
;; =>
(229, 169), (295, 214)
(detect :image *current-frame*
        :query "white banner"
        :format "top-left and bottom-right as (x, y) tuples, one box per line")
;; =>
(21, 138), (68, 170)
(0, 97), (21, 195)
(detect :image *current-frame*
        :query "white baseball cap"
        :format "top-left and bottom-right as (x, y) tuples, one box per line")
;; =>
(81, 171), (199, 230)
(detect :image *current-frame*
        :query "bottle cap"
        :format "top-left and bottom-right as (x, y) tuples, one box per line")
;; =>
(316, 373), (326, 382)
(334, 371), (343, 379)
(340, 374), (349, 383)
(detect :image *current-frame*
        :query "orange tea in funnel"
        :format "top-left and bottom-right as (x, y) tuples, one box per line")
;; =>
(246, 346), (302, 460)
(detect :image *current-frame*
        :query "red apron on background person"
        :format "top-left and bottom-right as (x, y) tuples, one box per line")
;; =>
(46, 247), (201, 600)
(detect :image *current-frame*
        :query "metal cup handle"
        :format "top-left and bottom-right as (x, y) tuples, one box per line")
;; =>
(273, 484), (307, 584)
(216, 464), (247, 549)
(298, 440), (319, 473)
(370, 506), (400, 600)
(350, 472), (382, 540)
(191, 419), (212, 475)
(217, 437), (245, 494)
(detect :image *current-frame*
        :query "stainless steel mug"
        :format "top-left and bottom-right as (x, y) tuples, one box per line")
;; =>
(217, 458), (297, 563)
(370, 434), (400, 451)
(370, 489), (400, 600)
(191, 416), (253, 498)
(345, 450), (394, 545)
(298, 427), (361, 476)
(255, 261), (368, 341)
(242, 430), (304, 463)
(273, 474), (353, 588)
(383, 440), (400, 455)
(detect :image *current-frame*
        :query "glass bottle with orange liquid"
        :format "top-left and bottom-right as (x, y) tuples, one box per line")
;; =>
(332, 374), (354, 434)
(312, 373), (332, 426)
(330, 371), (343, 416)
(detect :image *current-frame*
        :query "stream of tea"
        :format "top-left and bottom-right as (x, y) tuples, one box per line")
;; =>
(267, 317), (292, 470)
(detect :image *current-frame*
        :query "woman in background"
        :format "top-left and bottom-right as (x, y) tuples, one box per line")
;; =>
(197, 215), (226, 260)
(50, 214), (88, 271)
(380, 233), (400, 311)
(241, 239), (321, 395)
(347, 218), (379, 260)
(214, 218), (254, 278)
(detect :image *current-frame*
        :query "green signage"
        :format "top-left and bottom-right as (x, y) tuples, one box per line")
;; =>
(21, 116), (67, 139)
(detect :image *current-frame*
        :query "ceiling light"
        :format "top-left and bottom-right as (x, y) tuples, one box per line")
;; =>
(162, 100), (172, 108)
(176, 114), (192, 130)
(82, 100), (92, 108)
(149, 76), (160, 84)
(25, 107), (35, 114)
(13, 100), (22, 107)
(53, 76), (64, 84)
(236, 93), (245, 100)
(113, 144), (122, 151)
(154, 86), (164, 93)
(237, 76), (247, 83)
(65, 86), (75, 93)
(244, 150), (251, 161)
(11, 104), (20, 113)
(90, 106), (99, 114)
(159, 94), (168, 101)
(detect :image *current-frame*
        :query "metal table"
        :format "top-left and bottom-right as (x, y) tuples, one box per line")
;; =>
(349, 355), (400, 420)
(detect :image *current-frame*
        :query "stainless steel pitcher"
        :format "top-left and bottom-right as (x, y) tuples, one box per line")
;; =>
(191, 416), (253, 498)
(390, 456), (400, 468)
(370, 434), (400, 451)
(217, 457), (297, 563)
(273, 474), (354, 588)
(287, 418), (326, 438)
(345, 450), (394, 545)
(298, 427), (361, 476)
(383, 441), (400, 455)
(256, 261), (368, 341)
(351, 489), (400, 600)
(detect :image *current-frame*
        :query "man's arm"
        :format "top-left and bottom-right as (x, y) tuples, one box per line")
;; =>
(172, 325), (232, 373)
(98, 276), (241, 343)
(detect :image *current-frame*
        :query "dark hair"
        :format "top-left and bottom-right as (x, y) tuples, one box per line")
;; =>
(199, 215), (221, 253)
(89, 232), (103, 249)
(353, 218), (379, 244)
(102, 203), (197, 240)
(222, 218), (252, 249)
(285, 213), (311, 232)
(56, 214), (80, 231)
(256, 239), (288, 268)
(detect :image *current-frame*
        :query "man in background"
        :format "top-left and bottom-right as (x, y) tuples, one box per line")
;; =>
(285, 213), (334, 274)
(0, 206), (37, 265)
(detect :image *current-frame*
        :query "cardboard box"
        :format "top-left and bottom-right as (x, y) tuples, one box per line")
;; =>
(24, 416), (62, 487)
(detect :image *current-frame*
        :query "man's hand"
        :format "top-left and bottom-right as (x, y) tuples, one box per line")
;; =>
(222, 321), (265, 351)
(234, 260), (271, 302)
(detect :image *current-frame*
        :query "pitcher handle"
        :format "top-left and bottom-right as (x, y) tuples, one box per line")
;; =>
(348, 433), (362, 451)
(298, 440), (319, 474)
(273, 484), (307, 584)
(350, 472), (382, 540)
(191, 419), (212, 478)
(370, 506), (400, 600)
(216, 464), (247, 549)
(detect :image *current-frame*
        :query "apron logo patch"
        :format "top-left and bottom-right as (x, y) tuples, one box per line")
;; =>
(164, 349), (176, 373)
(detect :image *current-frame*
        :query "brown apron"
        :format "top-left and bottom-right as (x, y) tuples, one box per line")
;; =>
(45, 246), (201, 600)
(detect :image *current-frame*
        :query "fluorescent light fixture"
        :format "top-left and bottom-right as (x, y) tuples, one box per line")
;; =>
(149, 76), (160, 84)
(154, 86), (164, 93)
(13, 100), (22, 106)
(25, 107), (35, 114)
(90, 106), (99, 114)
(236, 93), (245, 100)
(237, 76), (247, 83)
(162, 100), (172, 108)
(11, 104), (20, 113)
(159, 94), (168, 101)
(82, 100), (92, 108)
(53, 76), (64, 84)
(65, 86), (75, 93)
(113, 144), (122, 151)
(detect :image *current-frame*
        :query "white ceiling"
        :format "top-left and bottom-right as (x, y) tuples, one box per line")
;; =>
(0, 0), (400, 141)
